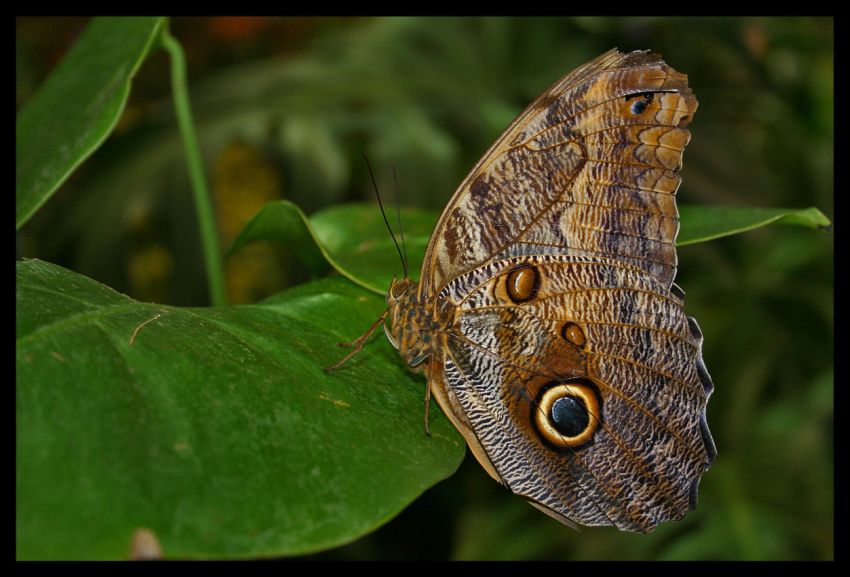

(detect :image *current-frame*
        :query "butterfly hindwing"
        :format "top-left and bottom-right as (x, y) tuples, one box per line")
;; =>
(437, 254), (714, 532)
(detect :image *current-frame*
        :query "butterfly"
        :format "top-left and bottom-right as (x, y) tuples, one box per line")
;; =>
(329, 48), (715, 532)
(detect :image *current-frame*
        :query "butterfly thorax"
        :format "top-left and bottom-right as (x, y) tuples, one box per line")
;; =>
(385, 278), (452, 371)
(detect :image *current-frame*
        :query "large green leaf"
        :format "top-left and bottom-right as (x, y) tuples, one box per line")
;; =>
(16, 17), (164, 229)
(16, 259), (465, 560)
(676, 205), (831, 245)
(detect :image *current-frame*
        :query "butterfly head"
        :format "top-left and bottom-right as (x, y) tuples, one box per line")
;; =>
(387, 276), (414, 303)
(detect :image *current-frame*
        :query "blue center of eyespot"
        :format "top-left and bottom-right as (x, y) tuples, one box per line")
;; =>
(631, 99), (647, 115)
(550, 395), (589, 437)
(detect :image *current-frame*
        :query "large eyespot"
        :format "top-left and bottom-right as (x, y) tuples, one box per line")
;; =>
(533, 381), (601, 448)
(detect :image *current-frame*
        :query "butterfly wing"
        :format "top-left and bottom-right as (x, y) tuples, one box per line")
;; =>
(435, 254), (714, 531)
(420, 48), (695, 297)
(418, 49), (714, 531)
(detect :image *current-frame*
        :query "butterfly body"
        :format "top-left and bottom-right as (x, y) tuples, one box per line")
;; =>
(381, 49), (715, 533)
(386, 278), (451, 370)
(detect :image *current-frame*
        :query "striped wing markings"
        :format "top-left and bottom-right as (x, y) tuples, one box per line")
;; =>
(442, 344), (629, 529)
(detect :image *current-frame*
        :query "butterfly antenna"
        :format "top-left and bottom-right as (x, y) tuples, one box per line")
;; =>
(391, 163), (409, 279)
(363, 153), (407, 279)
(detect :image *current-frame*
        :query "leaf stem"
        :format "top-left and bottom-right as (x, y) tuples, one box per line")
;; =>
(160, 25), (227, 307)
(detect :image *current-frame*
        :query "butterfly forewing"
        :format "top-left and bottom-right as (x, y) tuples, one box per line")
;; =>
(420, 49), (697, 295)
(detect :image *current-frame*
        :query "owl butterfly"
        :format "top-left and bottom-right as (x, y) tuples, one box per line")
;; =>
(330, 48), (715, 532)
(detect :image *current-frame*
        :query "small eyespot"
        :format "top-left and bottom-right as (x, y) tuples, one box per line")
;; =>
(505, 265), (540, 303)
(627, 92), (654, 116)
(561, 322), (586, 348)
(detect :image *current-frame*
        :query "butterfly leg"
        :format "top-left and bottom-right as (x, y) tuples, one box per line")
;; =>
(323, 309), (389, 373)
(423, 381), (432, 437)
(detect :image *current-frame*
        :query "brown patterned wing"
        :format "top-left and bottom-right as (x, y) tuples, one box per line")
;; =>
(435, 253), (715, 531)
(414, 49), (715, 531)
(419, 49), (696, 298)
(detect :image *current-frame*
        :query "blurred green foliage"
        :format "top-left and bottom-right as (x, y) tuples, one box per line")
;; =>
(16, 16), (833, 559)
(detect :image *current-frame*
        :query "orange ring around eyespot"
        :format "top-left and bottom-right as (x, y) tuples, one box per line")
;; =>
(534, 382), (601, 448)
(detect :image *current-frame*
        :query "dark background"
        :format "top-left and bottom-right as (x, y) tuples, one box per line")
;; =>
(16, 16), (834, 560)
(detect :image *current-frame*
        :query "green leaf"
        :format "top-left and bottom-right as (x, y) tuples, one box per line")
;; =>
(16, 17), (165, 230)
(677, 205), (832, 246)
(227, 200), (336, 285)
(16, 259), (465, 560)
(228, 201), (438, 295)
(310, 203), (437, 292)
